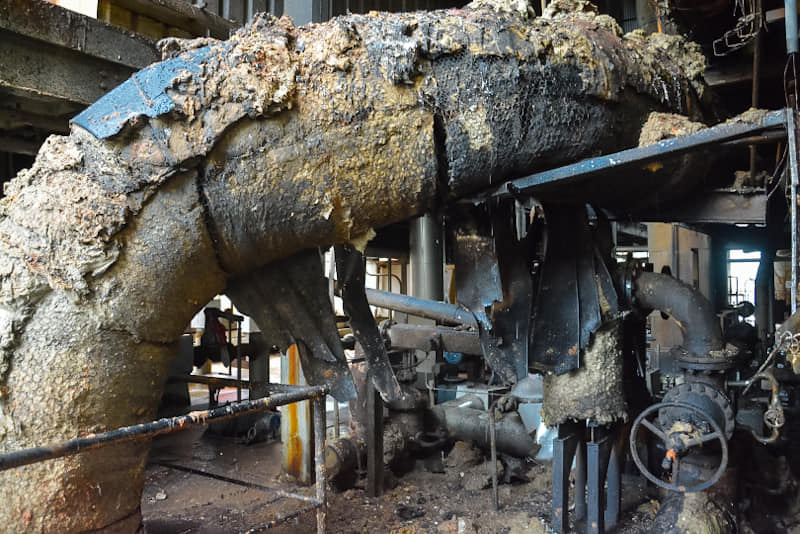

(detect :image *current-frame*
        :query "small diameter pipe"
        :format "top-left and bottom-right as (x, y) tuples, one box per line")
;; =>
(489, 405), (499, 511)
(313, 395), (328, 534)
(0, 385), (328, 472)
(787, 0), (799, 54)
(364, 287), (478, 328)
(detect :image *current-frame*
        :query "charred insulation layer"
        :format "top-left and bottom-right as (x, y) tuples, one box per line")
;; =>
(0, 2), (705, 532)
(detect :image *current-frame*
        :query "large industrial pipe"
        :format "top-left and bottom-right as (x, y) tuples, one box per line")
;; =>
(0, 3), (705, 532)
(428, 403), (539, 459)
(634, 271), (724, 356)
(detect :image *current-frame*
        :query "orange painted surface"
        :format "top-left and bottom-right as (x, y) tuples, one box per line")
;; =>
(285, 344), (303, 478)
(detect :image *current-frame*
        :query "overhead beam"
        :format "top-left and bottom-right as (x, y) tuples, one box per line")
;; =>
(0, 0), (158, 69)
(110, 0), (238, 40)
(637, 190), (767, 225)
(0, 29), (136, 106)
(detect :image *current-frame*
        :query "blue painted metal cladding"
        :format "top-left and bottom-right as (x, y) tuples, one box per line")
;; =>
(71, 45), (227, 139)
(491, 110), (788, 199)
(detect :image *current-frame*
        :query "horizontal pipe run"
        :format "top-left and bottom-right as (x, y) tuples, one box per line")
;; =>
(245, 505), (321, 533)
(385, 323), (481, 354)
(364, 287), (478, 328)
(157, 462), (321, 506)
(429, 404), (539, 458)
(0, 384), (328, 472)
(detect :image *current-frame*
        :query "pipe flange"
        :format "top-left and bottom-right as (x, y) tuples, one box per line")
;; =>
(674, 349), (737, 372)
(660, 382), (735, 440)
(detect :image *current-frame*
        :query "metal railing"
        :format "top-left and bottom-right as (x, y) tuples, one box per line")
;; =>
(0, 383), (329, 533)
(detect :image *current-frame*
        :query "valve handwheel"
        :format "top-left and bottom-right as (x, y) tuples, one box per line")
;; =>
(629, 401), (728, 493)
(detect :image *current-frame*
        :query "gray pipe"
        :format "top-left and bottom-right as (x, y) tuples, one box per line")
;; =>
(428, 404), (539, 458)
(787, 0), (799, 54)
(634, 271), (723, 356)
(364, 288), (478, 328)
(410, 214), (444, 301)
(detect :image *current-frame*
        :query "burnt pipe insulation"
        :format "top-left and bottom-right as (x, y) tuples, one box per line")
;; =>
(633, 271), (724, 357)
(0, 2), (706, 532)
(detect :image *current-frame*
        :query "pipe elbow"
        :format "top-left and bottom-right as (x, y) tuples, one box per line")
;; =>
(633, 271), (723, 356)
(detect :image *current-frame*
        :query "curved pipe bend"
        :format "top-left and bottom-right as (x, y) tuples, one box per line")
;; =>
(0, 5), (705, 533)
(633, 271), (723, 357)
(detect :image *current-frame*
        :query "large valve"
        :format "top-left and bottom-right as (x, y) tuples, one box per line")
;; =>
(630, 401), (729, 493)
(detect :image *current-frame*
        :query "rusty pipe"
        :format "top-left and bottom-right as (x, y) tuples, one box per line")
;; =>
(633, 271), (724, 357)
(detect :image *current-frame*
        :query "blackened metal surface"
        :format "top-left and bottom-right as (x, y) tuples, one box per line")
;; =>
(633, 271), (723, 357)
(489, 110), (786, 206)
(586, 424), (617, 534)
(531, 205), (614, 375)
(552, 421), (583, 534)
(488, 206), (534, 381)
(455, 231), (503, 311)
(335, 245), (403, 401)
(454, 222), (521, 384)
(636, 189), (768, 224)
(227, 250), (356, 402)
(385, 323), (481, 354)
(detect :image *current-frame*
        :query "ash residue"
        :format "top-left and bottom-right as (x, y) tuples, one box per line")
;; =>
(730, 107), (770, 125)
(638, 111), (706, 146)
(542, 319), (627, 426)
(542, 0), (623, 36)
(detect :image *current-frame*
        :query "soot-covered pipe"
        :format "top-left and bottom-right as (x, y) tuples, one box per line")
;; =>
(0, 2), (705, 532)
(633, 271), (723, 357)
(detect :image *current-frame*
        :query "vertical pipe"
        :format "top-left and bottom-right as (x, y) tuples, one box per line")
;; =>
(788, 109), (799, 313)
(787, 0), (799, 54)
(409, 214), (444, 301)
(247, 0), (254, 21)
(222, 0), (231, 19)
(228, 318), (233, 376)
(751, 1), (762, 180)
(489, 406), (499, 511)
(755, 255), (772, 348)
(313, 395), (327, 534)
(237, 319), (242, 402)
(333, 400), (340, 438)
